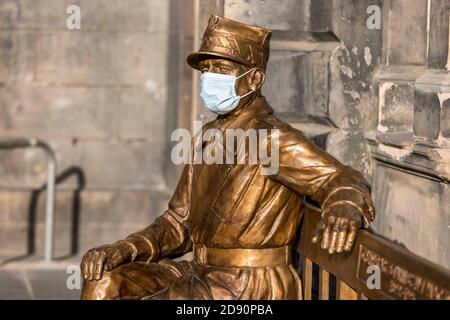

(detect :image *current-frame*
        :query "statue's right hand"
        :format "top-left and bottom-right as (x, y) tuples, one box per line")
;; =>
(81, 242), (132, 281)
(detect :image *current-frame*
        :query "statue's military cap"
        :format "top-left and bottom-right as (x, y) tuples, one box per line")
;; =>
(187, 15), (272, 71)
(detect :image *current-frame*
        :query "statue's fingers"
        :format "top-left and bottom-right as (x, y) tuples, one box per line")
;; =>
(312, 220), (327, 244)
(336, 220), (349, 253)
(344, 222), (358, 252)
(88, 251), (99, 281)
(93, 251), (106, 280)
(321, 217), (335, 249)
(81, 251), (92, 280)
(328, 218), (342, 254)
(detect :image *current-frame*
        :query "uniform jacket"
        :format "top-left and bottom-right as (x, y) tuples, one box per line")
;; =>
(124, 95), (375, 300)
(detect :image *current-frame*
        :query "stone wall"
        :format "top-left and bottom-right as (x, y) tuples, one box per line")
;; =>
(370, 0), (450, 268)
(0, 0), (175, 258)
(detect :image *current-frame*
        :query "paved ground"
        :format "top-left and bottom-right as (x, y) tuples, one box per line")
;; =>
(0, 256), (82, 300)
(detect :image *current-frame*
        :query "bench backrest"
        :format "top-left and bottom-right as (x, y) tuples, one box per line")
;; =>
(296, 204), (450, 300)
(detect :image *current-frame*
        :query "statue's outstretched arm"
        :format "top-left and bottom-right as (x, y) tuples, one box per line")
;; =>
(269, 129), (375, 254)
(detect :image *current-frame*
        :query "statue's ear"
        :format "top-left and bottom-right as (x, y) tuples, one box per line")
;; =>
(249, 68), (265, 92)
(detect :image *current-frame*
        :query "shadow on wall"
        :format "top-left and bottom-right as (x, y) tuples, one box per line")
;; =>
(1, 167), (85, 266)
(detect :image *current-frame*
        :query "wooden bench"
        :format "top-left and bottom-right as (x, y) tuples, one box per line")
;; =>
(296, 203), (450, 300)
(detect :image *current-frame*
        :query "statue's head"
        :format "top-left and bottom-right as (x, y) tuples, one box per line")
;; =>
(188, 15), (272, 114)
(188, 15), (272, 72)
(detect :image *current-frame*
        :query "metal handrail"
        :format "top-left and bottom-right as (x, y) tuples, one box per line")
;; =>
(0, 137), (57, 262)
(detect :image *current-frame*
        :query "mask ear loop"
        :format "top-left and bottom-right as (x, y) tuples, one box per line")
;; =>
(235, 67), (256, 80)
(239, 90), (254, 99)
(218, 67), (259, 106)
(218, 89), (254, 106)
(236, 67), (261, 100)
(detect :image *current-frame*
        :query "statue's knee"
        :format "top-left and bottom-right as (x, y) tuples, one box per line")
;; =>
(80, 269), (122, 300)
(80, 263), (152, 300)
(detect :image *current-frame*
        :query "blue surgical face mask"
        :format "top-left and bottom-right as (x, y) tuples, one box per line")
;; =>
(199, 68), (255, 115)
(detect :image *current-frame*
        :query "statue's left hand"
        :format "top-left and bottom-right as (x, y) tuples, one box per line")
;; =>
(81, 242), (133, 281)
(311, 206), (362, 254)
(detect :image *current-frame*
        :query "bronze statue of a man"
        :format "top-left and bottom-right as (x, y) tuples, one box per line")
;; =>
(80, 15), (375, 300)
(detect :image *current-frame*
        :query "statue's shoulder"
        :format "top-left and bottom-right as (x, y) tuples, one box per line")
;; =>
(197, 118), (217, 132)
(254, 113), (310, 146)
(253, 113), (289, 130)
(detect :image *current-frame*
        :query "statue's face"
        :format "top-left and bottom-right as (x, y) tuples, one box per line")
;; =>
(198, 58), (245, 77)
(198, 58), (250, 98)
(198, 58), (265, 100)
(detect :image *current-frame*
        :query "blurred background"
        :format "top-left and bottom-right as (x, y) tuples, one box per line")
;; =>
(0, 0), (449, 299)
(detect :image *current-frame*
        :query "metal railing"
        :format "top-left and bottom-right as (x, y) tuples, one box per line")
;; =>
(0, 138), (57, 262)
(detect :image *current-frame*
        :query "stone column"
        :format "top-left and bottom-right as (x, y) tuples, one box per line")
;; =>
(369, 0), (450, 268)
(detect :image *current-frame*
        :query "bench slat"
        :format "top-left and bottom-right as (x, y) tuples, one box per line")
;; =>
(303, 258), (313, 300)
(319, 268), (330, 300)
(336, 280), (358, 300)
